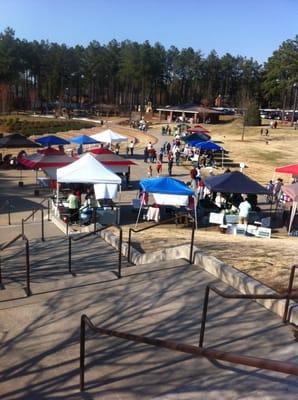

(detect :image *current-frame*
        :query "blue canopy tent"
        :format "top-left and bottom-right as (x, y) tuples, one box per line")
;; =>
(35, 135), (70, 146)
(69, 135), (99, 145)
(188, 140), (225, 167)
(140, 177), (194, 195)
(136, 177), (197, 227)
(205, 171), (269, 194)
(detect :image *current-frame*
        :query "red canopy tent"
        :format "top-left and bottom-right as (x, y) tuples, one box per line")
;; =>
(18, 147), (75, 181)
(275, 164), (298, 175)
(88, 148), (136, 174)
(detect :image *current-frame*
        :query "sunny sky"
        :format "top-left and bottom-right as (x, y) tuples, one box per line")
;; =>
(0, 0), (297, 64)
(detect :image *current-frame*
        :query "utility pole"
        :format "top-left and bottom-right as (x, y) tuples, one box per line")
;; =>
(291, 83), (298, 126)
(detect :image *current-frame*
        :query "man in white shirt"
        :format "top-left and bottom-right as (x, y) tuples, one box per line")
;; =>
(238, 197), (252, 224)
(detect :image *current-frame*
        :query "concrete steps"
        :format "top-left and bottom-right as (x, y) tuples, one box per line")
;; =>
(0, 234), (297, 399)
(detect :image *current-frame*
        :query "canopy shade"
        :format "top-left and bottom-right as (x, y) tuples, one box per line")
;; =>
(0, 133), (40, 148)
(89, 148), (136, 166)
(91, 129), (128, 144)
(187, 126), (210, 134)
(35, 135), (70, 146)
(18, 151), (74, 169)
(69, 135), (99, 145)
(140, 177), (194, 196)
(283, 182), (298, 202)
(275, 164), (298, 175)
(188, 140), (223, 151)
(183, 132), (210, 143)
(205, 171), (269, 194)
(57, 152), (121, 184)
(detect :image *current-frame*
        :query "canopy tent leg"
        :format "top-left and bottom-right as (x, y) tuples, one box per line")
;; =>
(135, 195), (145, 228)
(288, 202), (297, 233)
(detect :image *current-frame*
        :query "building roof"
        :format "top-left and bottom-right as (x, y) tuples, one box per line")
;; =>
(156, 104), (221, 114)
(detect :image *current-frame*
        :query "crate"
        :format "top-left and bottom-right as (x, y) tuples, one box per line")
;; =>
(256, 227), (271, 239)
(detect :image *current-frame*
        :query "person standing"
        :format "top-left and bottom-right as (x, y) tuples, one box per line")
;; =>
(168, 156), (174, 176)
(129, 140), (135, 155)
(147, 165), (153, 178)
(238, 197), (252, 225)
(67, 190), (79, 224)
(144, 147), (149, 163)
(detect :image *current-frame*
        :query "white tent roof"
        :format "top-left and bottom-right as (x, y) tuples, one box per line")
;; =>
(57, 153), (121, 184)
(90, 129), (128, 144)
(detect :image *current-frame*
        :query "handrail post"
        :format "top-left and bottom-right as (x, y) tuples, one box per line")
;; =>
(25, 239), (31, 296)
(66, 219), (69, 236)
(118, 228), (122, 279)
(128, 228), (132, 263)
(21, 219), (24, 238)
(283, 265), (297, 323)
(68, 236), (72, 274)
(189, 219), (195, 264)
(47, 199), (51, 221)
(32, 208), (35, 221)
(8, 207), (11, 225)
(199, 286), (210, 347)
(0, 254), (2, 285)
(80, 315), (86, 391)
(41, 208), (45, 242)
(93, 207), (97, 233)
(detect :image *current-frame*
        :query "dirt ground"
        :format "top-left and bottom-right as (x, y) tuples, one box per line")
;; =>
(115, 117), (298, 293)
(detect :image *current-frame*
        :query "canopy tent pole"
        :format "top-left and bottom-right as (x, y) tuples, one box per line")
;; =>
(56, 182), (60, 206)
(221, 149), (224, 169)
(288, 202), (297, 233)
(135, 194), (145, 228)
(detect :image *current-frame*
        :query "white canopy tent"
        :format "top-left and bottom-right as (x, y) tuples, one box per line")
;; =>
(282, 182), (298, 233)
(56, 153), (121, 201)
(91, 129), (128, 144)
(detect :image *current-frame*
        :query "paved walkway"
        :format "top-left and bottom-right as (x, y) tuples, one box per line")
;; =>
(0, 235), (297, 399)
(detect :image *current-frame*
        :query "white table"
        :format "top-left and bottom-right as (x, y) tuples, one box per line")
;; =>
(146, 207), (160, 222)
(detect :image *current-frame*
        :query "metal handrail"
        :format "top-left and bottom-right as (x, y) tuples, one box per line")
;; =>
(127, 212), (195, 264)
(0, 233), (31, 296)
(79, 314), (298, 391)
(199, 267), (298, 348)
(68, 224), (123, 278)
(22, 207), (45, 242)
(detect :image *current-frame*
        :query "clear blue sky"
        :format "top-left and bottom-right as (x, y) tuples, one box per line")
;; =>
(0, 0), (297, 63)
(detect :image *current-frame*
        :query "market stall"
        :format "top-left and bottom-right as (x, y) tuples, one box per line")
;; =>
(56, 153), (121, 225)
(135, 177), (196, 227)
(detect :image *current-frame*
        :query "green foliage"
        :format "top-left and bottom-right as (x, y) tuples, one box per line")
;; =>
(0, 26), (297, 111)
(0, 117), (95, 136)
(245, 102), (261, 126)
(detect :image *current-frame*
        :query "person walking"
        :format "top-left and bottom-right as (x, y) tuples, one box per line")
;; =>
(168, 157), (173, 176)
(156, 159), (162, 177)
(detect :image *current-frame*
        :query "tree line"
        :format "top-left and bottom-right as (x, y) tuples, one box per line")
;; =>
(0, 27), (297, 112)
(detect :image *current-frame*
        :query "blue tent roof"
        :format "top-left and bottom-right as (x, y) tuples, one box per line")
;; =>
(140, 177), (194, 195)
(35, 135), (70, 146)
(70, 135), (99, 145)
(189, 140), (224, 151)
(205, 171), (269, 194)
